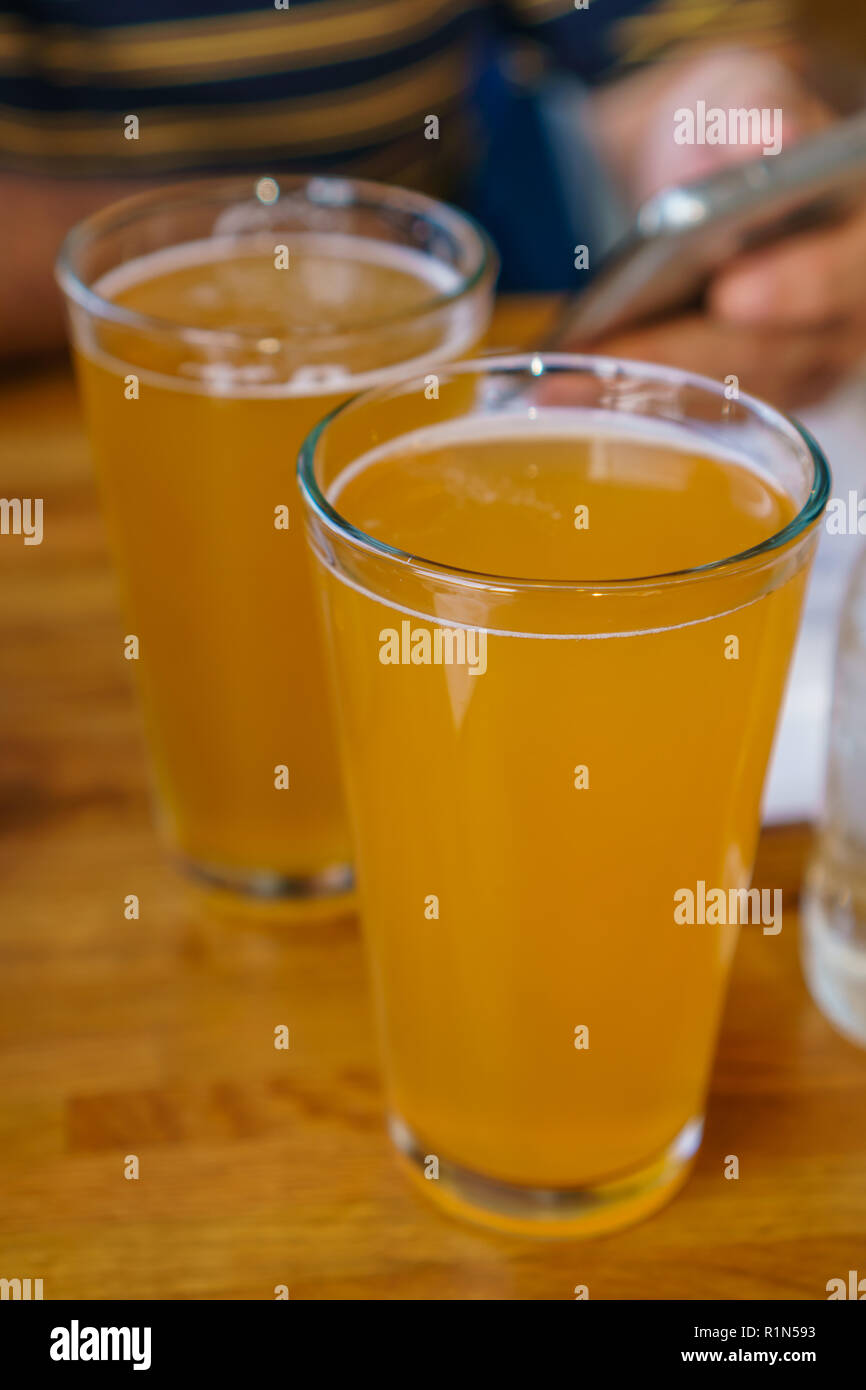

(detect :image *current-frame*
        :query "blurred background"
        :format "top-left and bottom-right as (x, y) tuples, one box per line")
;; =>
(4, 0), (865, 924)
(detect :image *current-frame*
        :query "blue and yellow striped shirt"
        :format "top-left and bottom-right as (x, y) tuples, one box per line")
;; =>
(0, 0), (790, 184)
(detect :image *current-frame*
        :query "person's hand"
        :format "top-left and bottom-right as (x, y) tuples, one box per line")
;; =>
(709, 200), (866, 329)
(592, 310), (866, 410)
(580, 44), (866, 405)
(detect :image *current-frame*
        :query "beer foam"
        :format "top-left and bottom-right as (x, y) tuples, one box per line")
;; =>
(94, 231), (462, 304)
(328, 408), (782, 505)
(318, 409), (797, 640)
(86, 233), (476, 397)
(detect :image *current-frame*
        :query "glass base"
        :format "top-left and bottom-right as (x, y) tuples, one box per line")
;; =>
(389, 1112), (703, 1238)
(179, 854), (355, 917)
(801, 883), (866, 1049)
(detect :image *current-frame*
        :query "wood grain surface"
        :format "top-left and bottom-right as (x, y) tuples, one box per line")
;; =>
(1, 304), (865, 1301)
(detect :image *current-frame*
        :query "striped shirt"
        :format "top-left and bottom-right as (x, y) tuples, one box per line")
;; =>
(0, 0), (790, 186)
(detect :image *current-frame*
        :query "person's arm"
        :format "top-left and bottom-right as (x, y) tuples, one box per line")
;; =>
(498, 0), (793, 87)
(501, 2), (866, 403)
(0, 0), (475, 363)
(0, 173), (156, 361)
(498, 0), (803, 196)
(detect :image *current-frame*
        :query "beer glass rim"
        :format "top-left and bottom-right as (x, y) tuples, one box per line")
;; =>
(55, 173), (497, 349)
(298, 352), (831, 594)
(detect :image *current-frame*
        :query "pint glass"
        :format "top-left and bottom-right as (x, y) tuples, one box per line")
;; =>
(58, 177), (495, 901)
(299, 355), (829, 1233)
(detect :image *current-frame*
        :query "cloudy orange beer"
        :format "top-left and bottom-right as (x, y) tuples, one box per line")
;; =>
(300, 356), (829, 1233)
(59, 178), (494, 898)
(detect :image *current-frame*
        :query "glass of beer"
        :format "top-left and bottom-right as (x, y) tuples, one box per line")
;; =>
(57, 177), (495, 903)
(299, 354), (829, 1234)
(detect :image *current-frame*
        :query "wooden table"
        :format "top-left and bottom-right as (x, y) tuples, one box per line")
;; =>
(1, 304), (865, 1302)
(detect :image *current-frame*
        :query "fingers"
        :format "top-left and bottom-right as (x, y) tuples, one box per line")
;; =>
(709, 203), (866, 327)
(558, 312), (866, 410)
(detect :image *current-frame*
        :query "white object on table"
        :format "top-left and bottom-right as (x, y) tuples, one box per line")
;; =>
(763, 370), (866, 824)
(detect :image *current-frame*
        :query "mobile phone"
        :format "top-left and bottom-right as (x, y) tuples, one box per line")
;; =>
(550, 109), (866, 343)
